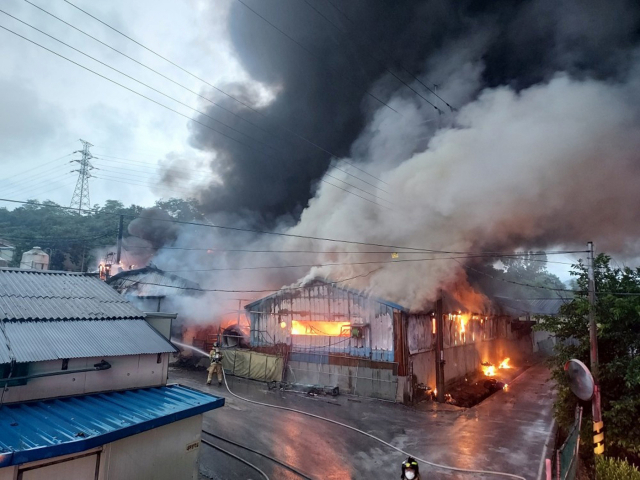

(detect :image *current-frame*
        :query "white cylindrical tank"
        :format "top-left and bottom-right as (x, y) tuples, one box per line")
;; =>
(21, 246), (50, 270)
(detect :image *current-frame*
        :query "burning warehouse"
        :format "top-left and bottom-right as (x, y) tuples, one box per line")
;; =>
(246, 278), (534, 403)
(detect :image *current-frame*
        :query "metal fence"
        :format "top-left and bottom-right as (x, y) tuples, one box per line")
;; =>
(549, 406), (583, 480)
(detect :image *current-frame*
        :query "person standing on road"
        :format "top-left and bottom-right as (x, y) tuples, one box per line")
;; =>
(207, 342), (224, 386)
(401, 457), (421, 480)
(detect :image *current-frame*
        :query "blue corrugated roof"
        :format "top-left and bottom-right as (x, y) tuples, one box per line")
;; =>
(0, 384), (224, 467)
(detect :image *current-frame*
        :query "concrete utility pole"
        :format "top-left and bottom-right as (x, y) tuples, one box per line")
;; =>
(435, 292), (445, 403)
(587, 241), (604, 455)
(70, 139), (95, 213)
(116, 215), (124, 264)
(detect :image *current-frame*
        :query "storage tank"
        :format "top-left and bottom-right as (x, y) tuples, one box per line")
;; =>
(21, 247), (50, 270)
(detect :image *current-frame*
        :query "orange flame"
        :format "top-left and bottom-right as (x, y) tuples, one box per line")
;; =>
(499, 358), (511, 369)
(481, 362), (496, 376)
(291, 320), (350, 336)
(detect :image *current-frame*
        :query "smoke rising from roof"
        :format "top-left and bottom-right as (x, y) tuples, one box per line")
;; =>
(146, 0), (640, 315)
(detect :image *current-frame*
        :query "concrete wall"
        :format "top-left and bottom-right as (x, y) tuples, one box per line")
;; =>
(410, 334), (533, 390)
(0, 416), (202, 480)
(2, 353), (169, 404)
(285, 359), (398, 401)
(102, 415), (202, 480)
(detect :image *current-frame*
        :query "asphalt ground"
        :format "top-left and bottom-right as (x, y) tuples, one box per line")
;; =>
(169, 362), (555, 480)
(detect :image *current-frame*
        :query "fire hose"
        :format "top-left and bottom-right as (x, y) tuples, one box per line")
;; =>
(220, 368), (527, 480)
(200, 437), (270, 480)
(201, 430), (313, 480)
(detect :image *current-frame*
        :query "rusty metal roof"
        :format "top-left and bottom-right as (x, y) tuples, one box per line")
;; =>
(1, 319), (176, 363)
(0, 268), (142, 320)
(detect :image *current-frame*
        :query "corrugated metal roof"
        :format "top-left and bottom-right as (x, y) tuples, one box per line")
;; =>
(0, 384), (224, 467)
(0, 331), (10, 364)
(245, 277), (410, 312)
(108, 266), (200, 297)
(1, 319), (176, 363)
(0, 269), (142, 320)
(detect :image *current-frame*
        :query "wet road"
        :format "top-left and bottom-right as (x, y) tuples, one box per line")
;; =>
(170, 362), (554, 480)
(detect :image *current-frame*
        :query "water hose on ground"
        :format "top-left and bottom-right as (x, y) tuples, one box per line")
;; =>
(201, 430), (313, 480)
(201, 438), (270, 480)
(220, 369), (527, 480)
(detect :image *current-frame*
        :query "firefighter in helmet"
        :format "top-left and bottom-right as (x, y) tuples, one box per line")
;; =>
(401, 457), (420, 480)
(207, 342), (224, 386)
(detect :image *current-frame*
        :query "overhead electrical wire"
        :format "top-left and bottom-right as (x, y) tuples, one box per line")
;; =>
(18, 177), (78, 201)
(9, 172), (76, 199)
(0, 153), (72, 183)
(56, 0), (388, 187)
(118, 268), (382, 293)
(93, 155), (394, 207)
(301, 0), (442, 113)
(325, 0), (455, 111)
(0, 196), (590, 257)
(161, 255), (575, 273)
(234, 0), (399, 115)
(123, 243), (579, 259)
(0, 19), (387, 208)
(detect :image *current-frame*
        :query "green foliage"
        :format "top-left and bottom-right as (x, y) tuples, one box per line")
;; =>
(596, 456), (640, 480)
(0, 197), (202, 271)
(537, 255), (640, 456)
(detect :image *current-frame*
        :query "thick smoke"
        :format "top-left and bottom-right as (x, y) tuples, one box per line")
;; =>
(145, 0), (640, 318)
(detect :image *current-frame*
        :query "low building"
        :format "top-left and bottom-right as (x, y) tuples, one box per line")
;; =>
(0, 240), (14, 268)
(107, 265), (202, 344)
(246, 278), (534, 403)
(0, 268), (224, 479)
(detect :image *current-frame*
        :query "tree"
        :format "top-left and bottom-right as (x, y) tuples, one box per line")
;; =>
(537, 255), (640, 459)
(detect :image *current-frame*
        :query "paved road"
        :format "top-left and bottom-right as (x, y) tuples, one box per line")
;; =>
(170, 362), (554, 480)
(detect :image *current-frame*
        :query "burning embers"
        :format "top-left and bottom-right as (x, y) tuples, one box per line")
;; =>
(481, 358), (511, 377)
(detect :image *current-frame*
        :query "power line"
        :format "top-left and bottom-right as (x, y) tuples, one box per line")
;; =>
(161, 254), (575, 273)
(55, 0), (389, 187)
(118, 267), (382, 293)
(94, 154), (393, 204)
(123, 243), (580, 258)
(301, 0), (443, 113)
(234, 0), (399, 115)
(0, 197), (591, 257)
(0, 153), (72, 183)
(325, 0), (455, 111)
(0, 23), (388, 208)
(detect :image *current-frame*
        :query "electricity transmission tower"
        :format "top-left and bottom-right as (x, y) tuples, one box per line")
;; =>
(70, 139), (95, 213)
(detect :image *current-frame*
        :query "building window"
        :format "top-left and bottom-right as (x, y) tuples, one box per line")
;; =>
(291, 320), (351, 336)
(0, 362), (29, 387)
(157, 353), (162, 364)
(62, 359), (69, 371)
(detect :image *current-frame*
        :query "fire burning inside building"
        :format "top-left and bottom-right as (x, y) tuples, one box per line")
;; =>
(245, 278), (534, 403)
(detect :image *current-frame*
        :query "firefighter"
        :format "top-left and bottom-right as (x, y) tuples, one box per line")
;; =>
(206, 342), (224, 386)
(401, 457), (420, 480)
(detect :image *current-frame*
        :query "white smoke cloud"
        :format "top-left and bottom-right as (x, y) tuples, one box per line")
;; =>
(281, 54), (640, 309)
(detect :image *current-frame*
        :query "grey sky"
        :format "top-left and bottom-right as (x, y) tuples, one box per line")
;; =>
(0, 0), (244, 207)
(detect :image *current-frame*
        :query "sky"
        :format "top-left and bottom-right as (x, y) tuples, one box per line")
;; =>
(0, 0), (240, 208)
(2, 0), (639, 290)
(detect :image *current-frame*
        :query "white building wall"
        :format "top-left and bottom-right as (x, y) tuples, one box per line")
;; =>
(102, 415), (202, 480)
(0, 416), (202, 480)
(2, 353), (169, 404)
